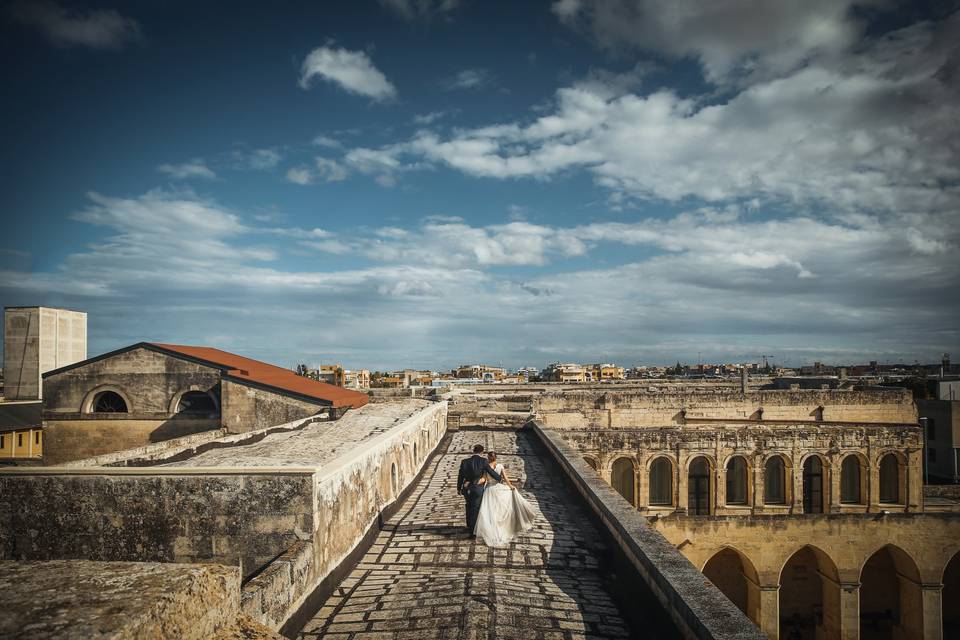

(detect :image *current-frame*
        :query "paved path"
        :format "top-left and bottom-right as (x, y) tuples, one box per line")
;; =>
(297, 430), (634, 640)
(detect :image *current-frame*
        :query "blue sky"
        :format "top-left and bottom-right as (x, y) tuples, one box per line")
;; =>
(1, 0), (958, 371)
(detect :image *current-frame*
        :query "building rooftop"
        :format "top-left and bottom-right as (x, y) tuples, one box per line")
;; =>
(0, 401), (41, 432)
(158, 399), (431, 468)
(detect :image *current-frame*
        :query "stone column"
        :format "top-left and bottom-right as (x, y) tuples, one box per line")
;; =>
(636, 455), (648, 511)
(754, 458), (766, 512)
(758, 585), (780, 639)
(677, 453), (689, 513)
(921, 584), (943, 640)
(829, 455), (842, 514)
(907, 448), (924, 512)
(838, 582), (860, 640)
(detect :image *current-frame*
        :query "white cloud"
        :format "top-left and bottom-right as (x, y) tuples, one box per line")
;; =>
(246, 148), (282, 170)
(315, 157), (349, 182)
(346, 15), (959, 219)
(286, 166), (314, 185)
(10, 0), (142, 49)
(312, 135), (342, 149)
(158, 160), (217, 180)
(551, 0), (884, 85)
(380, 0), (461, 21)
(441, 68), (493, 91)
(299, 46), (397, 101)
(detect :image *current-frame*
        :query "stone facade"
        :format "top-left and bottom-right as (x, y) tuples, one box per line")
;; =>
(40, 345), (336, 464)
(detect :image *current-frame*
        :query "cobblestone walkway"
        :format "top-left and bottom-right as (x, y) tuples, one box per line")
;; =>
(297, 430), (634, 640)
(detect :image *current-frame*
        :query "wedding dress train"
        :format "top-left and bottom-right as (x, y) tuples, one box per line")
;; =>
(474, 462), (536, 547)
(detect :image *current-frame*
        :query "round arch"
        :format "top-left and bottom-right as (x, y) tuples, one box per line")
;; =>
(81, 384), (134, 414)
(647, 455), (676, 507)
(702, 546), (761, 624)
(800, 453), (830, 514)
(875, 450), (906, 505)
(838, 452), (868, 505)
(168, 387), (220, 415)
(859, 544), (923, 639)
(943, 550), (960, 638)
(723, 453), (752, 506)
(687, 454), (715, 516)
(610, 456), (637, 506)
(762, 452), (792, 506)
(779, 544), (841, 640)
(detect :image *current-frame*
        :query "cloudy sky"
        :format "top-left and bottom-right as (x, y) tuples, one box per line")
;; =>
(1, 1), (958, 371)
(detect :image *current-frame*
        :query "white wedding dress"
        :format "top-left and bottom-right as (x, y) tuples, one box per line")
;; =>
(474, 463), (537, 547)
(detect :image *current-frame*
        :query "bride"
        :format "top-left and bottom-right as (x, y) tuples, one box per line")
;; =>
(474, 451), (536, 547)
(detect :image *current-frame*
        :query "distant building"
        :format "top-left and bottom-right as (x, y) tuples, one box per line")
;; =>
(41, 342), (368, 465)
(343, 369), (370, 389)
(316, 364), (345, 387)
(584, 364), (625, 382)
(541, 363), (586, 383)
(454, 364), (506, 381)
(918, 380), (960, 483)
(3, 307), (86, 400)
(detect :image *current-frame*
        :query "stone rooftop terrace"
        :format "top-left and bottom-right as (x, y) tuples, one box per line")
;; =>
(160, 399), (432, 468)
(296, 429), (649, 640)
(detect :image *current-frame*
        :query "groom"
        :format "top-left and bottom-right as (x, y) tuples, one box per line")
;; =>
(457, 443), (501, 537)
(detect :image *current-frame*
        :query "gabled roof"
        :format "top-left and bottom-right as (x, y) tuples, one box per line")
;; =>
(149, 343), (368, 410)
(42, 342), (368, 410)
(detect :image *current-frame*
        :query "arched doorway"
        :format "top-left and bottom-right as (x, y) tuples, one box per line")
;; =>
(688, 456), (712, 515)
(611, 457), (636, 506)
(780, 546), (841, 640)
(649, 456), (674, 507)
(802, 456), (826, 514)
(703, 548), (760, 624)
(860, 545), (923, 640)
(944, 551), (960, 638)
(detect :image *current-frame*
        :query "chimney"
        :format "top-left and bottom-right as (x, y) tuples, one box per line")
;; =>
(740, 367), (748, 394)
(839, 367), (847, 380)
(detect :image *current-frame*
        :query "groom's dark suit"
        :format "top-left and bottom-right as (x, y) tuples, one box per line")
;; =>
(457, 454), (501, 533)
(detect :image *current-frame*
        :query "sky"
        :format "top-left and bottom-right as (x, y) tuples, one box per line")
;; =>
(1, 0), (958, 371)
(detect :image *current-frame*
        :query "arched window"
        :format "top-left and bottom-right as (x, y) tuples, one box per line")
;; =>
(92, 391), (128, 413)
(764, 456), (786, 504)
(802, 456), (825, 513)
(840, 455), (862, 504)
(879, 454), (900, 503)
(688, 457), (712, 515)
(175, 391), (217, 414)
(649, 457), (673, 506)
(611, 458), (636, 506)
(726, 456), (748, 505)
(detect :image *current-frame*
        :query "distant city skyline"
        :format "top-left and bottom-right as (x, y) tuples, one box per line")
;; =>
(2, 1), (957, 370)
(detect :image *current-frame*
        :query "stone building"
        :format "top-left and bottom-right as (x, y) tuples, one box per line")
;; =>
(538, 387), (960, 639)
(3, 306), (86, 400)
(917, 380), (960, 483)
(41, 342), (368, 465)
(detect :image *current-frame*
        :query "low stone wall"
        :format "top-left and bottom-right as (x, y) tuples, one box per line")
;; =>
(530, 421), (766, 640)
(0, 560), (279, 639)
(242, 400), (448, 630)
(0, 467), (316, 579)
(64, 427), (229, 467)
(926, 484), (960, 499)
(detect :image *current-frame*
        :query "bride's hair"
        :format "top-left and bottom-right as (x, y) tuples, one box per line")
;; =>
(487, 451), (497, 462)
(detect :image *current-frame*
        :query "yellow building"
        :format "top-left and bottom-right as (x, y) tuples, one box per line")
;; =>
(0, 400), (43, 460)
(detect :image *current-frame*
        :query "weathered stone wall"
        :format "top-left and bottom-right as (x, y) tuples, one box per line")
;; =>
(0, 469), (315, 579)
(0, 560), (275, 640)
(535, 388), (917, 428)
(563, 423), (924, 515)
(64, 428), (230, 467)
(43, 418), (221, 465)
(530, 421), (767, 640)
(220, 379), (326, 432)
(241, 401), (448, 630)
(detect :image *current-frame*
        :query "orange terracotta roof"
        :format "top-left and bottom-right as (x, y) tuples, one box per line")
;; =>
(149, 343), (368, 409)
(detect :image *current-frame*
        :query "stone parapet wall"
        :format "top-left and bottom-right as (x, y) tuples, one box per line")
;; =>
(0, 467), (316, 579)
(530, 421), (766, 640)
(925, 484), (960, 499)
(535, 388), (916, 428)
